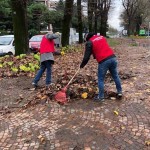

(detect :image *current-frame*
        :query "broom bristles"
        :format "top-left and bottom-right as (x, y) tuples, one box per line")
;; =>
(54, 90), (67, 104)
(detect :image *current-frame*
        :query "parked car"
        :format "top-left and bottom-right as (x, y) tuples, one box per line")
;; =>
(29, 35), (44, 53)
(0, 35), (15, 56)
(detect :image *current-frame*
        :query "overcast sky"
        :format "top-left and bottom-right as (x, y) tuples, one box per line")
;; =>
(108, 0), (123, 31)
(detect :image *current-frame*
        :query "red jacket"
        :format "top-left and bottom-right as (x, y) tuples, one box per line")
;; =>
(89, 35), (114, 62)
(40, 35), (55, 54)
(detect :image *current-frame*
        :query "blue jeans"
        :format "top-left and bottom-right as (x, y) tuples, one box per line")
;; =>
(33, 60), (52, 85)
(98, 57), (122, 98)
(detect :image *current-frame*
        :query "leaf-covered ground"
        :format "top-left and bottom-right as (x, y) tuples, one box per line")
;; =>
(0, 38), (149, 111)
(0, 38), (150, 149)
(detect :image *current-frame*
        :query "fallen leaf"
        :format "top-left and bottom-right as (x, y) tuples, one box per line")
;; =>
(135, 92), (142, 95)
(110, 97), (116, 100)
(38, 135), (45, 143)
(114, 110), (119, 115)
(29, 88), (36, 91)
(121, 126), (125, 130)
(81, 92), (88, 99)
(145, 140), (150, 146)
(96, 87), (99, 93)
(40, 137), (45, 143)
(41, 95), (47, 100)
(145, 89), (150, 92)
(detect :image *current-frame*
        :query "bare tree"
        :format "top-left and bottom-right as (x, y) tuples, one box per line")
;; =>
(121, 0), (150, 35)
(122, 0), (138, 36)
(84, 0), (112, 36)
(61, 0), (74, 47)
(135, 0), (150, 34)
(11, 0), (29, 55)
(87, 0), (95, 32)
(93, 0), (99, 33)
(87, 0), (99, 33)
(77, 0), (83, 43)
(87, 0), (99, 34)
(98, 0), (112, 36)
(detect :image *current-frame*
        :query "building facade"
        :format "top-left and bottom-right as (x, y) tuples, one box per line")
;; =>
(34, 0), (57, 31)
(35, 0), (57, 10)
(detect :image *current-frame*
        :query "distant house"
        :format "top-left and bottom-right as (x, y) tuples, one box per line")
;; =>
(34, 0), (57, 31)
(34, 0), (57, 10)
(34, 0), (47, 5)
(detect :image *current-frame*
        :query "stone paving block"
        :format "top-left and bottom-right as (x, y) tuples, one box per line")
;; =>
(0, 93), (150, 149)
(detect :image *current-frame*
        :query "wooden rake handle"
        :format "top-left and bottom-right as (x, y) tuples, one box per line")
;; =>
(65, 68), (80, 88)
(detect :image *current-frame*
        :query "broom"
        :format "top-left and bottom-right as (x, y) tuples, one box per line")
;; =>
(54, 68), (80, 104)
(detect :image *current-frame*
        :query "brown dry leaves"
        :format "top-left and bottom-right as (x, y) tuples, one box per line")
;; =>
(0, 39), (150, 107)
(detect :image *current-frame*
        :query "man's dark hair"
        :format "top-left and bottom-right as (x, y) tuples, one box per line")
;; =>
(86, 32), (96, 41)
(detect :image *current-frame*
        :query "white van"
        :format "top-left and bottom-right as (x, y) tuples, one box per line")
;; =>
(0, 35), (15, 56)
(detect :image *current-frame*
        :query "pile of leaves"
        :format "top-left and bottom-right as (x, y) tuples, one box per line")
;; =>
(0, 42), (136, 107)
(25, 51), (100, 106)
(0, 45), (101, 105)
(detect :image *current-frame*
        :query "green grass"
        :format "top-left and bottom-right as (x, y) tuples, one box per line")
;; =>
(130, 35), (147, 39)
(107, 38), (121, 47)
(129, 43), (138, 46)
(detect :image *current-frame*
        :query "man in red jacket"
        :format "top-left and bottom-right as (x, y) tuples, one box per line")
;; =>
(32, 31), (58, 88)
(80, 33), (122, 102)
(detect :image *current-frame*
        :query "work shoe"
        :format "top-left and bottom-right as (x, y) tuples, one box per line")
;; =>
(117, 93), (123, 99)
(32, 82), (38, 88)
(94, 96), (105, 102)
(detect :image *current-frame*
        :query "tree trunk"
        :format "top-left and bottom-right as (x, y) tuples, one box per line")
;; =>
(94, 1), (98, 34)
(135, 15), (142, 35)
(11, 0), (29, 55)
(88, 0), (94, 32)
(127, 17), (131, 36)
(61, 0), (74, 47)
(94, 15), (98, 34)
(100, 13), (107, 36)
(97, 0), (111, 36)
(77, 0), (83, 43)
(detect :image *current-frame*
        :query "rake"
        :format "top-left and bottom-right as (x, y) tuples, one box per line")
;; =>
(54, 68), (80, 104)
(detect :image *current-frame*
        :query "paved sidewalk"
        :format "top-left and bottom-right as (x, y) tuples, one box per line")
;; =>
(0, 96), (150, 150)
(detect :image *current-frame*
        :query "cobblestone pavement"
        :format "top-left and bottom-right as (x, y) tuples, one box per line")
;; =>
(0, 45), (150, 150)
(0, 97), (150, 150)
